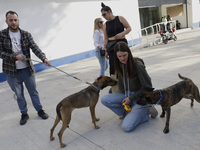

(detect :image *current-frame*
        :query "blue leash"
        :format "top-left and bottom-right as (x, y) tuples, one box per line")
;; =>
(23, 57), (99, 91)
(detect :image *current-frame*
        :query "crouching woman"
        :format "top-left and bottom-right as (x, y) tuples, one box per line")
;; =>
(101, 41), (157, 132)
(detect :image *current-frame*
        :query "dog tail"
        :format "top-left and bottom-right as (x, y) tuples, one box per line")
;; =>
(178, 73), (192, 81)
(56, 102), (62, 120)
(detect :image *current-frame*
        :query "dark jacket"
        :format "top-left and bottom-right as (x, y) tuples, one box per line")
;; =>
(118, 58), (153, 101)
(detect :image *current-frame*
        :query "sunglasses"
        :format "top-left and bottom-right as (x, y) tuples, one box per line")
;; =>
(98, 21), (104, 24)
(102, 12), (107, 17)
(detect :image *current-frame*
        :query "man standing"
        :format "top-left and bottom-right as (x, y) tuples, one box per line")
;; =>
(0, 11), (51, 125)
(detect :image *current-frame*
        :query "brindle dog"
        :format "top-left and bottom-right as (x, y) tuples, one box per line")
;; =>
(50, 76), (117, 148)
(137, 74), (200, 133)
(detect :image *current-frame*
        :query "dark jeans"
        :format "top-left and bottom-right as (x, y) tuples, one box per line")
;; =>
(107, 38), (127, 75)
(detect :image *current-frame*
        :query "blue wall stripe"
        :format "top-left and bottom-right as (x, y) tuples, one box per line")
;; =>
(0, 73), (7, 82)
(193, 22), (200, 29)
(0, 39), (138, 83)
(0, 49), (96, 83)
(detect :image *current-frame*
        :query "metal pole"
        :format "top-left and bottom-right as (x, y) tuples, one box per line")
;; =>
(152, 26), (154, 45)
(145, 28), (148, 46)
(138, 31), (142, 49)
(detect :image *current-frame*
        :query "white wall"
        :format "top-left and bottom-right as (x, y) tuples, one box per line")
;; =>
(187, 0), (193, 28)
(185, 0), (200, 29)
(0, 0), (140, 73)
(191, 0), (200, 28)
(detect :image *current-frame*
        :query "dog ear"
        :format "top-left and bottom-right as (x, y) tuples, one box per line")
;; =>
(141, 92), (149, 100)
(97, 76), (102, 81)
(141, 92), (152, 104)
(144, 91), (152, 97)
(106, 78), (112, 82)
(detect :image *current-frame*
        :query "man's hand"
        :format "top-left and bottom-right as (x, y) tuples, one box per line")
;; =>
(16, 54), (26, 62)
(43, 59), (51, 67)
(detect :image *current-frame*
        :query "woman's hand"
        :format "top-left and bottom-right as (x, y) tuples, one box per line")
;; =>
(98, 46), (102, 49)
(105, 52), (109, 59)
(122, 97), (131, 105)
(94, 77), (99, 82)
(114, 32), (124, 40)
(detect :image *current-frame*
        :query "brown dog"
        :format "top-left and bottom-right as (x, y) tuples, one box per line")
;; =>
(137, 74), (200, 133)
(50, 76), (117, 148)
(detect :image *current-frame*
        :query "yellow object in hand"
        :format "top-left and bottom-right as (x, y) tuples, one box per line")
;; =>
(122, 103), (131, 112)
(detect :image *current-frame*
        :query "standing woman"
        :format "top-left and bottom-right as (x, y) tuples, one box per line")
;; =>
(93, 18), (108, 76)
(101, 2), (131, 93)
(101, 41), (158, 132)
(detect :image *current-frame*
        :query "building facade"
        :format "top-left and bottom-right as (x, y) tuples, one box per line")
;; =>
(138, 0), (200, 29)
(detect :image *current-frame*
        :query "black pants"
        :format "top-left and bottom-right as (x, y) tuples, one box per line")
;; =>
(108, 38), (127, 75)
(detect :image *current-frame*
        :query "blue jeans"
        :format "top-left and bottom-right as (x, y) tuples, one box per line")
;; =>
(101, 91), (149, 132)
(95, 48), (108, 76)
(7, 67), (43, 114)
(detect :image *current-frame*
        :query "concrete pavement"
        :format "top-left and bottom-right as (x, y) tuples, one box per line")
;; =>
(1, 28), (200, 150)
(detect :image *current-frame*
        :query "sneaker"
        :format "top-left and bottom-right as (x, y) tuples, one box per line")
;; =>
(38, 109), (49, 119)
(148, 105), (158, 118)
(20, 114), (29, 125)
(119, 111), (129, 119)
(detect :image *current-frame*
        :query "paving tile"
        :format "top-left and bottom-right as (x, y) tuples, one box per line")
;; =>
(1, 28), (200, 150)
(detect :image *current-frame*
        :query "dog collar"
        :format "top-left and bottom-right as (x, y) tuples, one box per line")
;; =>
(91, 84), (100, 92)
(156, 90), (162, 104)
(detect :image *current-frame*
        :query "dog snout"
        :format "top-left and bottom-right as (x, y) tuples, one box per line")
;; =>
(112, 80), (117, 86)
(109, 80), (117, 86)
(106, 77), (117, 86)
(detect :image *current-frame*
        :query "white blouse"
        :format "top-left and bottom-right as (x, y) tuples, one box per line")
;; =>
(93, 29), (104, 49)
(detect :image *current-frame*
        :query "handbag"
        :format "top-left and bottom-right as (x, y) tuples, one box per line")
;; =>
(100, 48), (105, 56)
(106, 40), (117, 52)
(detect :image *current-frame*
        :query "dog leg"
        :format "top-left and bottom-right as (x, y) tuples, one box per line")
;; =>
(89, 106), (100, 129)
(160, 107), (165, 118)
(193, 84), (200, 103)
(163, 107), (171, 134)
(191, 98), (194, 107)
(50, 115), (60, 141)
(183, 94), (194, 107)
(58, 109), (72, 148)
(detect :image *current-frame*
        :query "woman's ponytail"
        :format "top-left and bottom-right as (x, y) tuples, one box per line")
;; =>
(100, 2), (112, 12)
(101, 2), (105, 8)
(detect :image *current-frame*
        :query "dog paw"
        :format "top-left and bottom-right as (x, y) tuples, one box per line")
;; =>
(163, 128), (169, 134)
(61, 143), (67, 148)
(160, 114), (165, 118)
(50, 136), (55, 141)
(95, 125), (100, 129)
(96, 118), (100, 121)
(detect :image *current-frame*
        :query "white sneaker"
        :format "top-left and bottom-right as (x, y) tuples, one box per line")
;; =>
(148, 105), (158, 118)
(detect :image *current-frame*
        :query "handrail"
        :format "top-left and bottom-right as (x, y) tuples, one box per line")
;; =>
(129, 20), (176, 49)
